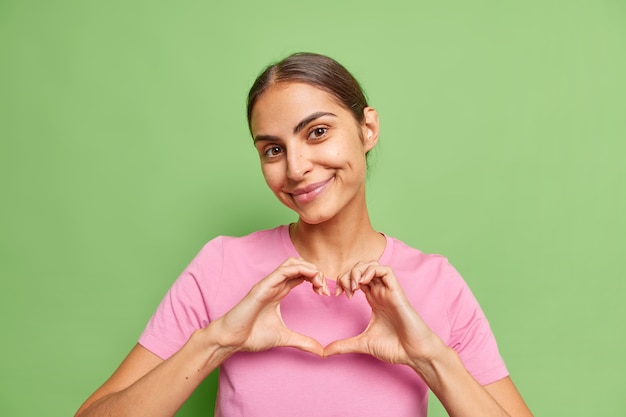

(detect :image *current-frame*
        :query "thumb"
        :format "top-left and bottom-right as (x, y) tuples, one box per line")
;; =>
(283, 330), (325, 357)
(323, 336), (364, 357)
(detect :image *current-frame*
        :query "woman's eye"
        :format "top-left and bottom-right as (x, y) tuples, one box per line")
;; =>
(308, 127), (327, 140)
(264, 146), (283, 158)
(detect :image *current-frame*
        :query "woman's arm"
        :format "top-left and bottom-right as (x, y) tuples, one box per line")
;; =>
(326, 262), (533, 417)
(75, 328), (234, 417)
(484, 377), (533, 417)
(410, 343), (532, 417)
(75, 257), (327, 417)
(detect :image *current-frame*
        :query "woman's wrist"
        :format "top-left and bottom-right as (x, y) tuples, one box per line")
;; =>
(407, 339), (512, 417)
(188, 323), (239, 372)
(406, 336), (459, 388)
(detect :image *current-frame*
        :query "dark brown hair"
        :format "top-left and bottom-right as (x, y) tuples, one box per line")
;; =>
(247, 52), (368, 130)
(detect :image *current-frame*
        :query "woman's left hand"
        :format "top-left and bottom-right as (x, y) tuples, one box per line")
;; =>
(324, 261), (446, 369)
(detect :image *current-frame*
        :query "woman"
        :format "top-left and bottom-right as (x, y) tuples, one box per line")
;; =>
(76, 53), (533, 417)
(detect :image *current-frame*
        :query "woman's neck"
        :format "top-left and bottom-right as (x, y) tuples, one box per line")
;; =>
(289, 211), (386, 280)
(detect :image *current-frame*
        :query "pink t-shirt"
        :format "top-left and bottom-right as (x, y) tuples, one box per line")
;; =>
(139, 226), (508, 416)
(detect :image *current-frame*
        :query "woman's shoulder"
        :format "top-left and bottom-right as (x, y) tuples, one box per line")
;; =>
(384, 234), (465, 288)
(384, 234), (450, 267)
(191, 225), (292, 267)
(201, 224), (287, 249)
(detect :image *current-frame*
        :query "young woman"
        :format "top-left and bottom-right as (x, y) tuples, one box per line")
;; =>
(76, 53), (533, 417)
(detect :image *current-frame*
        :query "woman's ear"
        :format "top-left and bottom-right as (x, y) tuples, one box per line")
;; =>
(361, 107), (380, 152)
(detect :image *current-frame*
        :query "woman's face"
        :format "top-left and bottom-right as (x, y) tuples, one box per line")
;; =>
(250, 82), (379, 225)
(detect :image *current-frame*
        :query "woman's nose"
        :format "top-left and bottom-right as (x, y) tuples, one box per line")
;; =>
(286, 149), (312, 181)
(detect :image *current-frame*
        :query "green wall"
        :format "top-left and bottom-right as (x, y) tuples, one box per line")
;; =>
(1, 1), (625, 415)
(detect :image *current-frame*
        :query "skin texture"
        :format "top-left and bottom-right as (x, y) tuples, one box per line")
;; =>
(251, 83), (375, 227)
(75, 81), (533, 417)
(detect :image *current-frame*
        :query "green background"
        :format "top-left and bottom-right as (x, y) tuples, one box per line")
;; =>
(1, 0), (624, 415)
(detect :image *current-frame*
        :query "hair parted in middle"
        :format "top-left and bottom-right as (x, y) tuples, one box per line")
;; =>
(247, 52), (369, 131)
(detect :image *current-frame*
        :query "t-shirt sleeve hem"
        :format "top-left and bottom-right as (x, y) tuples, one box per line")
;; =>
(138, 332), (180, 361)
(471, 364), (510, 386)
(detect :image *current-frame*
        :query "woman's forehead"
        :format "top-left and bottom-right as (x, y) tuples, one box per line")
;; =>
(250, 82), (347, 134)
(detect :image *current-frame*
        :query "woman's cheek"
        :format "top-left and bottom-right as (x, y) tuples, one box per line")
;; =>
(261, 166), (283, 192)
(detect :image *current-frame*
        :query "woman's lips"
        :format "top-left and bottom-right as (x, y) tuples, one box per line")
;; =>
(290, 177), (334, 204)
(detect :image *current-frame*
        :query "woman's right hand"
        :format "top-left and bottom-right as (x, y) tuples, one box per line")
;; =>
(207, 257), (328, 356)
(75, 257), (327, 417)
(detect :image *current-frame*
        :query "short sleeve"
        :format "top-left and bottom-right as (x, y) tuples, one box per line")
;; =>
(138, 237), (224, 360)
(445, 263), (509, 385)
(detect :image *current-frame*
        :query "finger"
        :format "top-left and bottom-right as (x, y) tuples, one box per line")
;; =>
(271, 262), (323, 291)
(323, 335), (364, 357)
(355, 263), (381, 286)
(283, 330), (325, 356)
(336, 262), (375, 297)
(334, 283), (344, 297)
(284, 274), (329, 300)
(278, 263), (321, 281)
(285, 276), (306, 290)
(335, 270), (353, 298)
(285, 273), (324, 295)
(311, 272), (330, 296)
(350, 267), (364, 292)
(355, 264), (399, 290)
(252, 263), (322, 304)
(336, 262), (375, 298)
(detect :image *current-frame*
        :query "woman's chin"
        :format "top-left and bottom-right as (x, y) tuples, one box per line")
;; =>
(295, 210), (338, 226)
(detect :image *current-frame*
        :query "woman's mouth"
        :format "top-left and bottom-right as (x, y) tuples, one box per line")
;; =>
(290, 177), (334, 204)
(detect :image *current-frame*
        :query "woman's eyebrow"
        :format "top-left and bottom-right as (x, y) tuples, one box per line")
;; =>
(253, 111), (337, 144)
(253, 134), (280, 144)
(293, 112), (337, 134)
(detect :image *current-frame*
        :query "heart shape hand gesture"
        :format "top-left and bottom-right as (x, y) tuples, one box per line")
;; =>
(211, 257), (444, 368)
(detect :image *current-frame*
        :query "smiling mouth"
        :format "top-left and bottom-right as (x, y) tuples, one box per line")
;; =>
(290, 177), (334, 204)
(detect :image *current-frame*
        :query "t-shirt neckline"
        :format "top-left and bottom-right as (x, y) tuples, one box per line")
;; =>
(279, 224), (394, 279)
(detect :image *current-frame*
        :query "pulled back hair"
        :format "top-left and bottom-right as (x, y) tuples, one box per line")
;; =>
(247, 52), (369, 131)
